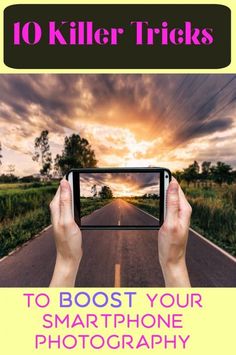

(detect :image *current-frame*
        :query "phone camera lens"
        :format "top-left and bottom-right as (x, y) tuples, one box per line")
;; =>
(165, 175), (168, 178)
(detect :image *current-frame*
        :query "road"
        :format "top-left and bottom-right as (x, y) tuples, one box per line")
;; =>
(0, 199), (235, 287)
(82, 198), (158, 226)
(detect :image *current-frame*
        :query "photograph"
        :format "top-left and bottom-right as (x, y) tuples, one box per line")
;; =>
(1, 2), (236, 355)
(79, 171), (160, 227)
(0, 74), (235, 287)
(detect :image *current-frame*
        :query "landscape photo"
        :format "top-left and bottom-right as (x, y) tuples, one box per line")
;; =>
(79, 172), (160, 226)
(0, 74), (235, 287)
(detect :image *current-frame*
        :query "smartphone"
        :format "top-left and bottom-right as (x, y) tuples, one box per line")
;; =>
(67, 167), (171, 230)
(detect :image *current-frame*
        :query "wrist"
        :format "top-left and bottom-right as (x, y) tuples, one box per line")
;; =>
(160, 259), (191, 287)
(160, 257), (186, 271)
(56, 253), (81, 270)
(50, 254), (81, 287)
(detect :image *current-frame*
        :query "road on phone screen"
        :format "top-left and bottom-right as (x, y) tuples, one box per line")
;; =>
(0, 198), (235, 287)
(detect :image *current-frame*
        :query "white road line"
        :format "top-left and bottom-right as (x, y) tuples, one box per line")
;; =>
(0, 225), (52, 263)
(128, 203), (159, 221)
(127, 202), (236, 263)
(1, 199), (235, 266)
(189, 227), (236, 263)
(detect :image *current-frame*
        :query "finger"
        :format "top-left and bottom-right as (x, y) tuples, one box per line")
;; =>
(165, 179), (180, 222)
(178, 185), (188, 204)
(178, 185), (192, 223)
(59, 179), (73, 224)
(50, 184), (61, 225)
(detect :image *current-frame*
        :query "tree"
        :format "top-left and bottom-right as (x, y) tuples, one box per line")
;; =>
(210, 161), (233, 186)
(0, 174), (18, 183)
(20, 175), (40, 183)
(232, 170), (236, 184)
(32, 130), (52, 178)
(201, 161), (211, 186)
(182, 161), (200, 186)
(99, 185), (113, 199)
(201, 161), (211, 178)
(55, 134), (97, 176)
(91, 184), (97, 198)
(173, 170), (183, 183)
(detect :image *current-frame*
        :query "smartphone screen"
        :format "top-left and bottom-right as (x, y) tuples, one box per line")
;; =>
(69, 169), (169, 229)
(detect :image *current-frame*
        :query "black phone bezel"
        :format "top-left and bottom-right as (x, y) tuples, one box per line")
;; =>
(66, 167), (171, 230)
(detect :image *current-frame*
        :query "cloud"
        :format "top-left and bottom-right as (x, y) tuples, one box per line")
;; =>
(80, 171), (160, 197)
(0, 74), (236, 175)
(178, 117), (234, 142)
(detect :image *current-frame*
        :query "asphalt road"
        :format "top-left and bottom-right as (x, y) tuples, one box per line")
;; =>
(82, 198), (158, 226)
(0, 199), (235, 287)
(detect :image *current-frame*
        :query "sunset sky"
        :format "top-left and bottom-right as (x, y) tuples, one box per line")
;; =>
(80, 172), (160, 197)
(0, 74), (236, 176)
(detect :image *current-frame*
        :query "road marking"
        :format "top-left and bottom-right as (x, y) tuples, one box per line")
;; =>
(114, 264), (121, 287)
(127, 201), (236, 262)
(129, 203), (159, 221)
(189, 228), (236, 263)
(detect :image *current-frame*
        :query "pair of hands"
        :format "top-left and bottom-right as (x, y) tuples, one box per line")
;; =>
(50, 178), (191, 287)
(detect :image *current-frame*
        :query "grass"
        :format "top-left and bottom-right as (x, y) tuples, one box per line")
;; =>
(0, 208), (51, 257)
(80, 197), (112, 217)
(124, 197), (160, 219)
(125, 185), (236, 256)
(182, 183), (236, 256)
(0, 183), (57, 257)
(0, 183), (30, 190)
(0, 185), (57, 222)
(0, 181), (235, 258)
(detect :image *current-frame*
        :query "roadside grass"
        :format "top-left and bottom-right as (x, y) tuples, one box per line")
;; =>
(125, 185), (236, 256)
(124, 198), (160, 219)
(0, 182), (236, 258)
(80, 197), (112, 217)
(0, 183), (31, 190)
(0, 208), (51, 257)
(182, 184), (236, 256)
(0, 183), (57, 257)
(0, 186), (57, 222)
(0, 181), (57, 190)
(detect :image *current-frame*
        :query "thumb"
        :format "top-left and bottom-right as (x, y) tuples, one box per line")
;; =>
(60, 179), (73, 223)
(165, 179), (179, 222)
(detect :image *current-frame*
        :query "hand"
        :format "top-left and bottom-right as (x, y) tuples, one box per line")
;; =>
(49, 179), (82, 287)
(158, 178), (192, 287)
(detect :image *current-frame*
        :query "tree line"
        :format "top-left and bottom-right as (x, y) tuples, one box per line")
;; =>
(174, 160), (236, 186)
(0, 131), (236, 185)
